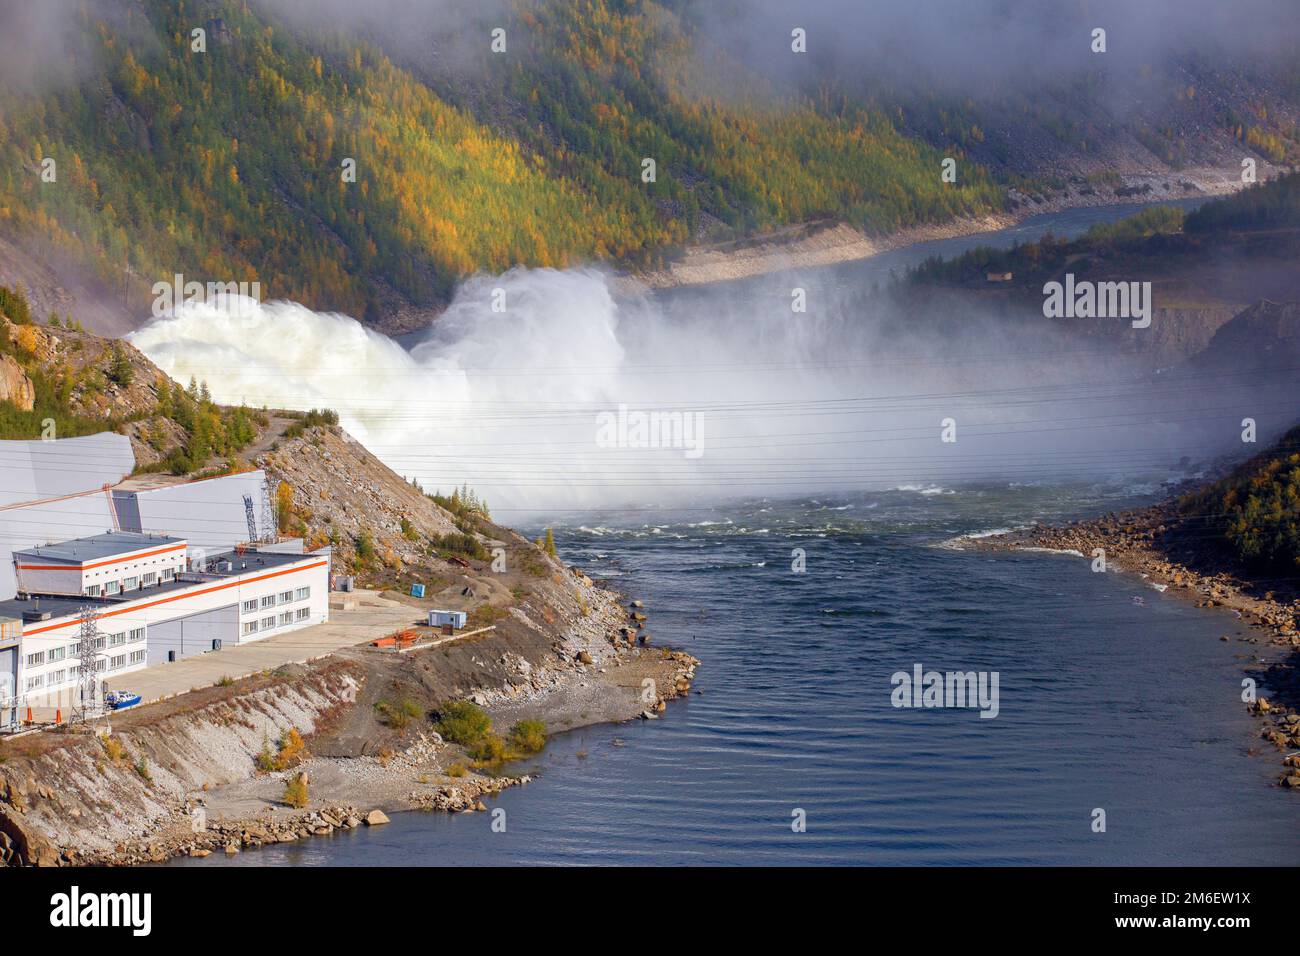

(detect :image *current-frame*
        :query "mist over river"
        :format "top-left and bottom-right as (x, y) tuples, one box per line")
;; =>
(153, 199), (1300, 866)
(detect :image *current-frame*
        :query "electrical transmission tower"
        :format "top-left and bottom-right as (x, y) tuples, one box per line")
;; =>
(260, 476), (278, 543)
(73, 607), (105, 723)
(243, 493), (258, 544)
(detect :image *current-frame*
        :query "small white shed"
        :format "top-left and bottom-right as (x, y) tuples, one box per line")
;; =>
(428, 609), (467, 629)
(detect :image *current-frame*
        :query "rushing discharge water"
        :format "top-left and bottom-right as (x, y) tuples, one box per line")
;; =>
(179, 485), (1300, 866)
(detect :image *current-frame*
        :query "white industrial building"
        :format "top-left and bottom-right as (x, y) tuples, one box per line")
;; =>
(12, 531), (188, 598)
(0, 433), (333, 729)
(2, 531), (330, 716)
(0, 435), (280, 602)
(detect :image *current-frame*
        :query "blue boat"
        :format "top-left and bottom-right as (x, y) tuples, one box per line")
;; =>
(105, 691), (142, 710)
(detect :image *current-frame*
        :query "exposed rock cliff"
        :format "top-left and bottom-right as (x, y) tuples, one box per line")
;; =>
(0, 352), (33, 411)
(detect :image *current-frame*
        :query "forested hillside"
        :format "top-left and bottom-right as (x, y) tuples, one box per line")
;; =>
(906, 173), (1300, 287)
(0, 0), (1002, 327)
(1185, 170), (1300, 232)
(447, 0), (1004, 238)
(0, 0), (1296, 330)
(1180, 424), (1300, 576)
(0, 0), (640, 322)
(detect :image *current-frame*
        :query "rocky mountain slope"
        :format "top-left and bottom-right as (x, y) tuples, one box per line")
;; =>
(1191, 299), (1300, 370)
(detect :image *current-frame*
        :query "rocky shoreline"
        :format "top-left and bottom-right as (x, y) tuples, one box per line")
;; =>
(81, 781), (525, 867)
(956, 498), (1300, 789)
(165, 643), (699, 868)
(0, 576), (700, 867)
(629, 167), (1245, 290)
(628, 215), (1012, 289)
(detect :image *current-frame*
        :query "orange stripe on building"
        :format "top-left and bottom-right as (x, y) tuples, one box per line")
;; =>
(15, 543), (188, 572)
(23, 561), (329, 636)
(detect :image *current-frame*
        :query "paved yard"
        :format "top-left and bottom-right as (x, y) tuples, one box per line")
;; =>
(101, 590), (420, 706)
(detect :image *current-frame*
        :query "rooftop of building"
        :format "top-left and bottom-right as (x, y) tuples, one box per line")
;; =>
(0, 546), (325, 625)
(13, 531), (186, 564)
(0, 593), (103, 623)
(198, 547), (319, 576)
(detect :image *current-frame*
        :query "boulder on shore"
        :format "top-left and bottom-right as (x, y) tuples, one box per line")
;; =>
(365, 809), (391, 826)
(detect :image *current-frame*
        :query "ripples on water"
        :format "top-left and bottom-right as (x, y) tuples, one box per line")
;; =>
(186, 483), (1300, 867)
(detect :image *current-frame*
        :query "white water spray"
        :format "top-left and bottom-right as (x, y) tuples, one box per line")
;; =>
(130, 265), (1248, 517)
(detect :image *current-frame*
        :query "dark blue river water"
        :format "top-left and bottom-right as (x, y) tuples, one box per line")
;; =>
(185, 484), (1298, 866)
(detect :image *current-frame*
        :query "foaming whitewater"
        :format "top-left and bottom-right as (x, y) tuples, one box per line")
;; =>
(130, 264), (1252, 516)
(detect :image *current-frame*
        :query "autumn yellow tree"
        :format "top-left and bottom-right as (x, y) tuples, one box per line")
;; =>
(275, 482), (295, 536)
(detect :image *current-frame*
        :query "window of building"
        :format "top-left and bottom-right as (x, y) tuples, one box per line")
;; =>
(25, 675), (43, 690)
(162, 567), (175, 582)
(295, 587), (310, 601)
(128, 628), (145, 643)
(84, 584), (102, 598)
(93, 659), (106, 673)
(104, 580), (120, 595)
(93, 636), (106, 651)
(25, 651), (44, 667)
(110, 655), (126, 670)
(242, 621), (259, 636)
(49, 646), (66, 662)
(109, 633), (126, 648)
(279, 611), (293, 626)
(261, 616), (276, 630)
(261, 596), (276, 609)
(129, 650), (146, 665)
(295, 607), (310, 621)
(242, 599), (258, 614)
(49, 669), (66, 685)
(278, 590), (293, 605)
(142, 572), (157, 586)
(122, 576), (138, 590)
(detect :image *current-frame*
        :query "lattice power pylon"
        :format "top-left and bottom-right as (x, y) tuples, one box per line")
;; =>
(73, 607), (105, 723)
(243, 493), (258, 544)
(261, 476), (279, 543)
